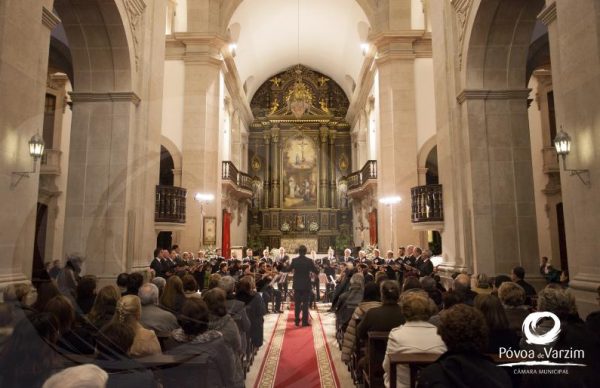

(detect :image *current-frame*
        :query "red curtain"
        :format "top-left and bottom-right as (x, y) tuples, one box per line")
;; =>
(222, 210), (231, 259)
(368, 209), (377, 245)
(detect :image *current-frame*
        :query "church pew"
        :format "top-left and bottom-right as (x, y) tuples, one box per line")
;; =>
(362, 331), (390, 388)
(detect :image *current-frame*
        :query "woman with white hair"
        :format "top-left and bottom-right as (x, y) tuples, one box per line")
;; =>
(109, 295), (161, 357)
(43, 364), (107, 388)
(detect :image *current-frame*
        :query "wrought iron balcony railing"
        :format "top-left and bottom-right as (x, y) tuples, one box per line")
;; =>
(155, 185), (187, 223)
(222, 161), (253, 192)
(411, 184), (443, 223)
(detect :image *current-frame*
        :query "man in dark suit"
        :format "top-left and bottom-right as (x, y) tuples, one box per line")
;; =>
(416, 249), (434, 277)
(511, 266), (537, 305)
(289, 245), (319, 326)
(150, 248), (164, 278)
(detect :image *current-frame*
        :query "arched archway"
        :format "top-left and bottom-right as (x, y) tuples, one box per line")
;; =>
(455, 0), (545, 276)
(417, 135), (437, 186)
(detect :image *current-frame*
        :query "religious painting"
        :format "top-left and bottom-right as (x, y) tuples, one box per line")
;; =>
(203, 217), (217, 246)
(282, 135), (318, 208)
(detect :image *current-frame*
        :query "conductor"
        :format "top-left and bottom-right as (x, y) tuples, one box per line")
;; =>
(289, 245), (319, 326)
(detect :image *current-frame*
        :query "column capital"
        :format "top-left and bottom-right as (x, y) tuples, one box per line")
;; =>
(271, 126), (280, 143)
(319, 126), (329, 143)
(42, 7), (61, 30)
(69, 91), (141, 106)
(538, 2), (557, 26)
(329, 129), (337, 143)
(371, 31), (432, 64)
(263, 133), (271, 144)
(456, 88), (531, 104)
(167, 33), (226, 65)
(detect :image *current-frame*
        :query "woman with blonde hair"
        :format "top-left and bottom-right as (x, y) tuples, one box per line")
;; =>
(160, 276), (186, 314)
(87, 285), (121, 329)
(111, 295), (161, 357)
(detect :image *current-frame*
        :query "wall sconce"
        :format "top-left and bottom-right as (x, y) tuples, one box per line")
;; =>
(554, 127), (590, 186)
(228, 43), (237, 57)
(11, 133), (45, 189)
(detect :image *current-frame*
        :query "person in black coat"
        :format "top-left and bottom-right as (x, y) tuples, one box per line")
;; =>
(288, 245), (319, 326)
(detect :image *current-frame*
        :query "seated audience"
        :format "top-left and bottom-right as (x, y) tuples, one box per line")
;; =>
(511, 266), (536, 305)
(474, 294), (519, 353)
(421, 276), (442, 307)
(341, 282), (382, 364)
(453, 274), (477, 305)
(402, 277), (422, 293)
(45, 295), (95, 354)
(357, 280), (406, 342)
(75, 275), (97, 314)
(218, 276), (251, 348)
(111, 295), (161, 357)
(207, 273), (222, 290)
(429, 290), (464, 327)
(125, 272), (144, 297)
(56, 255), (83, 300)
(151, 277), (166, 297)
(202, 288), (242, 354)
(95, 322), (157, 388)
(138, 283), (179, 333)
(3, 283), (34, 320)
(87, 285), (120, 330)
(498, 282), (529, 333)
(491, 274), (511, 297)
(0, 313), (62, 387)
(160, 276), (186, 314)
(0, 303), (13, 350)
(336, 273), (365, 329)
(32, 281), (60, 313)
(181, 275), (200, 298)
(42, 364), (107, 388)
(383, 291), (446, 388)
(418, 304), (512, 388)
(520, 286), (600, 387)
(236, 275), (266, 348)
(116, 273), (130, 296)
(163, 298), (244, 388)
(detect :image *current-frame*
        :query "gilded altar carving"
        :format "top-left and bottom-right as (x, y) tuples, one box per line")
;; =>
(251, 64), (349, 118)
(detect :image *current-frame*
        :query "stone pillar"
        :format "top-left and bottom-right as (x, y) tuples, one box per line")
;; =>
(263, 133), (270, 208)
(329, 130), (338, 208)
(456, 90), (539, 277)
(0, 3), (58, 286)
(179, 36), (224, 250)
(270, 127), (281, 208)
(319, 126), (329, 208)
(543, 0), (600, 316)
(373, 36), (421, 251)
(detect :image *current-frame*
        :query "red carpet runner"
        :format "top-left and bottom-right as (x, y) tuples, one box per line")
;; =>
(254, 307), (340, 388)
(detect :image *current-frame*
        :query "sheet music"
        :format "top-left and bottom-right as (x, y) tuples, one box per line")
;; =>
(328, 275), (336, 287)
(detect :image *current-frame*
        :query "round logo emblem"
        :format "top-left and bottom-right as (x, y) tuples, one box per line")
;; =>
(522, 311), (561, 345)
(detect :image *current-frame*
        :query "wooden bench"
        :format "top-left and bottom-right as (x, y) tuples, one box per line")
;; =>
(362, 331), (390, 388)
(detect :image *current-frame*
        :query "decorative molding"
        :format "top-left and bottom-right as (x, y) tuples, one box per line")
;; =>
(42, 6), (61, 30)
(456, 88), (531, 104)
(538, 2), (557, 26)
(451, 0), (474, 70)
(124, 0), (146, 70)
(69, 91), (141, 105)
(371, 31), (431, 63)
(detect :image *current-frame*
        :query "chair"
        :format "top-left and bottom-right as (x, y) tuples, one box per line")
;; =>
(388, 352), (439, 388)
(362, 331), (390, 388)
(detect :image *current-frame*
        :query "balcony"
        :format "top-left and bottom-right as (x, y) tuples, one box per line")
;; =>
(411, 184), (444, 231)
(222, 161), (253, 200)
(40, 149), (61, 175)
(346, 160), (377, 199)
(155, 185), (187, 224)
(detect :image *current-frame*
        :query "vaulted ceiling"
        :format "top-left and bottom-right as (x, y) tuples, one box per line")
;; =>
(229, 0), (370, 101)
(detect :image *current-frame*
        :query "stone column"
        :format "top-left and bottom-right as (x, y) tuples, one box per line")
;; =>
(319, 126), (329, 208)
(329, 130), (338, 208)
(270, 127), (280, 208)
(179, 35), (224, 250)
(373, 35), (421, 251)
(0, 4), (58, 286)
(263, 133), (270, 208)
(543, 0), (600, 316)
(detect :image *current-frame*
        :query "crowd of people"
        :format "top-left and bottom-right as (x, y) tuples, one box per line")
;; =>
(330, 246), (600, 388)
(0, 245), (599, 388)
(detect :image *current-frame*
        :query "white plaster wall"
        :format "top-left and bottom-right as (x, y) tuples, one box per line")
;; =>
(173, 0), (187, 32)
(527, 76), (553, 261)
(414, 58), (437, 151)
(161, 60), (185, 153)
(368, 71), (379, 161)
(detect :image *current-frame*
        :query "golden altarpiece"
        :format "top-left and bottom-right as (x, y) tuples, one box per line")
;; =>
(247, 65), (353, 253)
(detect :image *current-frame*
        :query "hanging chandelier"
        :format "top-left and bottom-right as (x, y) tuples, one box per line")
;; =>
(286, 67), (313, 118)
